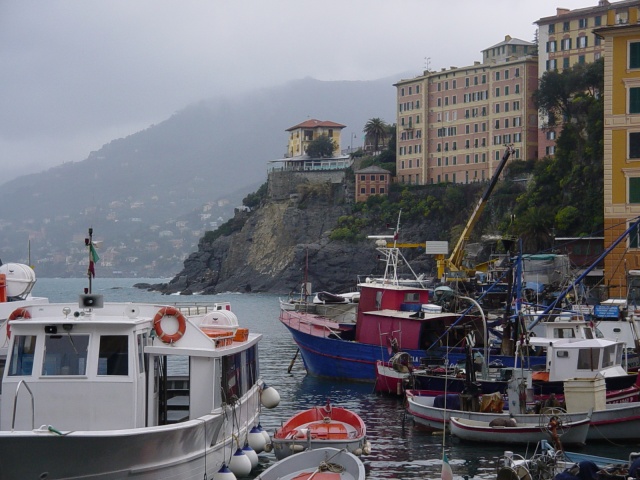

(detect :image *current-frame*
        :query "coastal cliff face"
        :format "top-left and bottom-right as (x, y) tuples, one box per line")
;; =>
(151, 171), (386, 295)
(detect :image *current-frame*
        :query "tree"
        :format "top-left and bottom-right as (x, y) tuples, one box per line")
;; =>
(363, 118), (388, 152)
(306, 135), (336, 158)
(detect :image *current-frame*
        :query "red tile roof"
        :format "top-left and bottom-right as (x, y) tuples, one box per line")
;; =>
(286, 119), (346, 131)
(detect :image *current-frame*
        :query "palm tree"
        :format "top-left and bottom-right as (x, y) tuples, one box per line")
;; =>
(363, 118), (388, 153)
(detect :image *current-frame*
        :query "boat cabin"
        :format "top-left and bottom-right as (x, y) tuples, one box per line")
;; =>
(1, 296), (260, 432)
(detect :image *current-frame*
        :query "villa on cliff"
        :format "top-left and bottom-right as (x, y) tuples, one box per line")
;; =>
(268, 119), (352, 172)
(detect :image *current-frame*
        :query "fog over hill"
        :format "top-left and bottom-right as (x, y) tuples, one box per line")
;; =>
(0, 75), (399, 278)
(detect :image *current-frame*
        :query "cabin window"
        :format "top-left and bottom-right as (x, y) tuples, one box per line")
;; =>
(577, 348), (600, 370)
(221, 345), (258, 403)
(404, 293), (420, 303)
(137, 333), (146, 374)
(43, 334), (90, 376)
(552, 328), (575, 339)
(98, 335), (129, 376)
(8, 335), (37, 376)
(602, 344), (617, 368)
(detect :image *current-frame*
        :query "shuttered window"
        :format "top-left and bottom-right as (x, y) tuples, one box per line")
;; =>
(630, 42), (640, 69)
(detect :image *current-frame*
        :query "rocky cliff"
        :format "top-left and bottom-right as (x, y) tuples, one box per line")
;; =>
(146, 171), (391, 295)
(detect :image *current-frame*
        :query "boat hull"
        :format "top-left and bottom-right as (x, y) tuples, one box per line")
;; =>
(406, 391), (640, 441)
(257, 447), (366, 480)
(449, 415), (590, 445)
(282, 316), (544, 383)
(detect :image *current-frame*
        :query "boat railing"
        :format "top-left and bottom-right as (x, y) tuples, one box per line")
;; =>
(173, 303), (231, 316)
(11, 379), (35, 431)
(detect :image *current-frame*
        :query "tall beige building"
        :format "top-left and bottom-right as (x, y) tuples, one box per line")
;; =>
(395, 36), (538, 185)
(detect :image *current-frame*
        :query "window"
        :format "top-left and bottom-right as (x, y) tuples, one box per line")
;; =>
(504, 102), (510, 112)
(578, 18), (587, 29)
(370, 175), (376, 181)
(630, 87), (640, 113)
(360, 175), (365, 180)
(563, 57), (570, 69)
(562, 38), (572, 50)
(495, 72), (501, 81)
(513, 101), (520, 110)
(379, 188), (385, 194)
(549, 24), (555, 34)
(547, 130), (556, 140)
(577, 348), (600, 370)
(504, 69), (509, 79)
(370, 188), (375, 194)
(495, 88), (500, 97)
(630, 132), (640, 158)
(631, 42), (640, 69)
(43, 334), (90, 376)
(547, 41), (556, 53)
(98, 335), (129, 375)
(505, 86), (509, 95)
(8, 335), (37, 376)
(630, 218), (640, 248)
(379, 175), (385, 181)
(563, 21), (570, 32)
(515, 84), (520, 94)
(577, 36), (588, 48)
(594, 15), (601, 26)
(495, 103), (500, 113)
(360, 187), (365, 194)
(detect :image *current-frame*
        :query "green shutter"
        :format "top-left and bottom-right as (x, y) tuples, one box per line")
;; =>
(631, 88), (640, 114)
(631, 42), (640, 69)
(630, 177), (640, 203)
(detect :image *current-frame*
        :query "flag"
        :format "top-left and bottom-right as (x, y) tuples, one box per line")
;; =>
(88, 243), (100, 278)
(441, 452), (453, 480)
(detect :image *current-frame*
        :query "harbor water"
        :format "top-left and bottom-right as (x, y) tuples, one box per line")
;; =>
(32, 278), (640, 479)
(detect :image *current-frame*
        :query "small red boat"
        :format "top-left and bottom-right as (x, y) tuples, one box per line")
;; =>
(271, 400), (370, 460)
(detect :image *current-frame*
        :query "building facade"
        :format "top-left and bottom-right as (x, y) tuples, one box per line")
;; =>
(354, 166), (391, 203)
(285, 119), (346, 158)
(395, 36), (538, 186)
(535, 0), (640, 157)
(596, 7), (640, 296)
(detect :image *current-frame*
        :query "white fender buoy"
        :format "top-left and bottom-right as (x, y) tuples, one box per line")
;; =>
(212, 463), (237, 480)
(248, 426), (266, 453)
(261, 384), (280, 409)
(229, 448), (252, 477)
(242, 443), (259, 469)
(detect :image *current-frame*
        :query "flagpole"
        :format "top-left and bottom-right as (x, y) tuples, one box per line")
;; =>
(87, 227), (93, 294)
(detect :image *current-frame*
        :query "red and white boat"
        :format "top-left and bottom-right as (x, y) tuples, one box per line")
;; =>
(449, 412), (591, 445)
(271, 400), (370, 460)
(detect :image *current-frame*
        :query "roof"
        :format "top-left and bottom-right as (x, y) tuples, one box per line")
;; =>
(535, 0), (640, 25)
(483, 35), (534, 52)
(355, 165), (391, 174)
(286, 119), (347, 131)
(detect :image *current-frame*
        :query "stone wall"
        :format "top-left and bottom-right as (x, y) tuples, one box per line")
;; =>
(268, 170), (347, 201)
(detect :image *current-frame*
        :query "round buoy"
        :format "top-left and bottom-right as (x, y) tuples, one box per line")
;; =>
(260, 384), (280, 409)
(248, 426), (266, 453)
(229, 448), (252, 477)
(242, 444), (259, 469)
(212, 463), (237, 480)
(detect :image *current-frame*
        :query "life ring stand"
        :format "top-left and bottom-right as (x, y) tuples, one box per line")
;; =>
(153, 306), (187, 344)
(7, 307), (31, 339)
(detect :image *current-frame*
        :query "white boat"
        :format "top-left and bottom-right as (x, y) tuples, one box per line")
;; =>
(0, 289), (281, 479)
(256, 447), (366, 480)
(449, 412), (591, 445)
(407, 389), (640, 441)
(0, 262), (49, 358)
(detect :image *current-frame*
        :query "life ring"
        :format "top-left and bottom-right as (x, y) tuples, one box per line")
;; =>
(153, 306), (187, 344)
(7, 307), (31, 339)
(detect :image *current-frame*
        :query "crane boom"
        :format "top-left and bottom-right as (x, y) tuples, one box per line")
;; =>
(437, 145), (514, 280)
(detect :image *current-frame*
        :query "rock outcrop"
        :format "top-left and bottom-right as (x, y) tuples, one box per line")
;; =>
(146, 171), (390, 295)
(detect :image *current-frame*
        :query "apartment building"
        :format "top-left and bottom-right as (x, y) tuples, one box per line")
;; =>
(354, 165), (391, 203)
(596, 8), (640, 295)
(395, 36), (538, 185)
(535, 0), (640, 157)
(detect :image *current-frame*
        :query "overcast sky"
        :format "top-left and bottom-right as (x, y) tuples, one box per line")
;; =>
(1, 0), (592, 182)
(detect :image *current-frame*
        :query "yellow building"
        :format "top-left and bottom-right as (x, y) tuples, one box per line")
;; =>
(596, 6), (640, 295)
(285, 119), (345, 158)
(536, 0), (640, 158)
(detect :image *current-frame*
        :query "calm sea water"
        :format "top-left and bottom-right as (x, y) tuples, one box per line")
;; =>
(31, 278), (640, 479)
